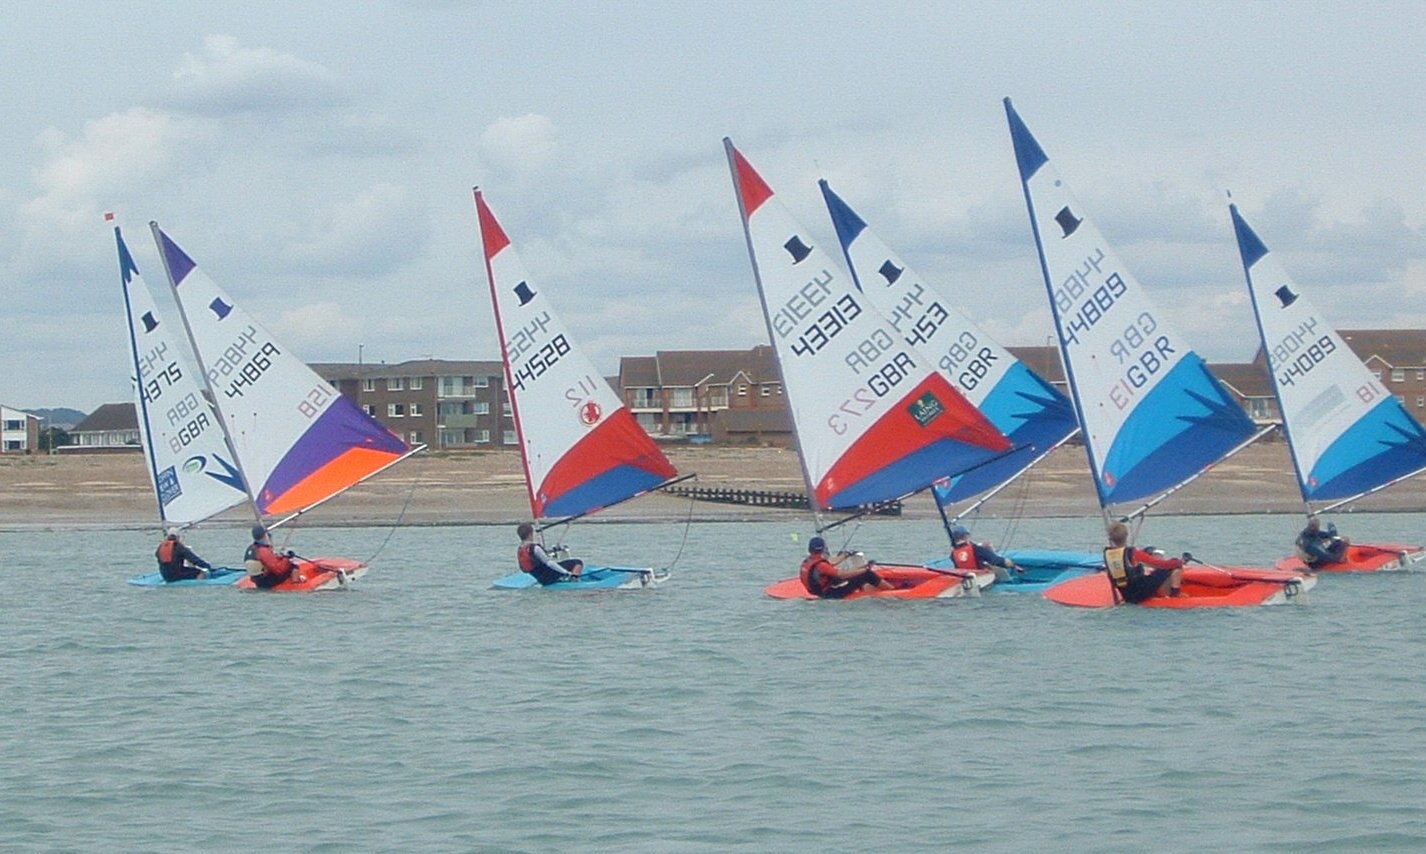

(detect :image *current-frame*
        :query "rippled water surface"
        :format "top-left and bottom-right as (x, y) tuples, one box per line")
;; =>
(4, 513), (1425, 852)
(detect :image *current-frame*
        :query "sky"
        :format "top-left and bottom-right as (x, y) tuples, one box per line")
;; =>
(4, 1), (1426, 412)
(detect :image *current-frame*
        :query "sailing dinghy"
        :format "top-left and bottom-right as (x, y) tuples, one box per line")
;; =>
(152, 222), (421, 591)
(819, 180), (1087, 591)
(114, 221), (247, 587)
(1003, 99), (1313, 607)
(1231, 203), (1425, 572)
(474, 190), (680, 591)
(723, 140), (1014, 600)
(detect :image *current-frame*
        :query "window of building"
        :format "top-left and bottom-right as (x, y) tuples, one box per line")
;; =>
(409, 431), (423, 444)
(362, 378), (376, 392)
(737, 384), (748, 396)
(363, 404), (377, 417)
(1417, 369), (1424, 381)
(671, 389), (694, 408)
(1396, 395), (1406, 404)
(1417, 396), (1424, 408)
(502, 404), (512, 417)
(1372, 369), (1383, 381)
(410, 403), (424, 417)
(409, 377), (423, 390)
(473, 402), (490, 415)
(502, 430), (518, 445)
(388, 377), (404, 391)
(388, 403), (405, 417)
(475, 375), (490, 388)
(3, 419), (21, 430)
(1392, 369), (1405, 383)
(474, 429), (491, 444)
(4, 440), (20, 451)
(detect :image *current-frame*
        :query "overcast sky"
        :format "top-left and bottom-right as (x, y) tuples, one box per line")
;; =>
(4, 1), (1425, 411)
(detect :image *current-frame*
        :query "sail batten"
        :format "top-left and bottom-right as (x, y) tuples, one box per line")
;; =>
(724, 139), (1010, 511)
(474, 190), (676, 520)
(1232, 203), (1426, 505)
(1005, 99), (1256, 510)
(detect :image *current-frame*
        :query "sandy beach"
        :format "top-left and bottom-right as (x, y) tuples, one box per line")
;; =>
(2, 441), (1420, 532)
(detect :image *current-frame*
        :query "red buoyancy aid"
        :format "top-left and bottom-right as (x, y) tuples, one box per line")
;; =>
(157, 539), (177, 565)
(800, 555), (833, 595)
(951, 543), (978, 569)
(517, 543), (536, 573)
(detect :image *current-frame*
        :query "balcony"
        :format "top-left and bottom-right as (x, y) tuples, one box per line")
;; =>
(438, 413), (485, 429)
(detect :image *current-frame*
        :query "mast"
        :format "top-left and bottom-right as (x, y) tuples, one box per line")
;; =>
(115, 224), (168, 526)
(474, 187), (541, 520)
(723, 138), (824, 527)
(149, 220), (264, 525)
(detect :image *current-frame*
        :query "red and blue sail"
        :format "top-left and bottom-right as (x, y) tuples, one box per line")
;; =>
(475, 190), (676, 520)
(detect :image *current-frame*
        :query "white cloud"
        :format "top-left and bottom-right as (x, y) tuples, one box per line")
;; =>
(281, 183), (428, 276)
(270, 301), (366, 354)
(167, 35), (345, 116)
(478, 114), (557, 175)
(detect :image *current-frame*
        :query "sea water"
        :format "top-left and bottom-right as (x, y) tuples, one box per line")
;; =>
(2, 513), (1424, 852)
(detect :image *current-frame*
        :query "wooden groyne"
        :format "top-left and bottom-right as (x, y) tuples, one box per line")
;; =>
(664, 485), (900, 516)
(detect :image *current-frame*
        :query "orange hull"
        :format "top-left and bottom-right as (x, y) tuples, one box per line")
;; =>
(237, 557), (367, 592)
(764, 564), (988, 600)
(1274, 543), (1422, 573)
(1044, 565), (1313, 608)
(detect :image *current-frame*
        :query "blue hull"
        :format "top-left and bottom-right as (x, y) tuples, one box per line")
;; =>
(127, 567), (246, 587)
(926, 549), (1101, 594)
(491, 565), (667, 590)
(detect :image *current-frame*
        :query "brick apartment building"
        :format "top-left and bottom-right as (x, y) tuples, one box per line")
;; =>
(616, 345), (794, 446)
(314, 359), (515, 450)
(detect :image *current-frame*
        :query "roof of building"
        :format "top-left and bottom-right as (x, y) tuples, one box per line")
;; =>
(1338, 329), (1426, 369)
(619, 345), (779, 389)
(1005, 345), (1066, 384)
(312, 359), (503, 380)
(1210, 362), (1274, 398)
(71, 402), (138, 433)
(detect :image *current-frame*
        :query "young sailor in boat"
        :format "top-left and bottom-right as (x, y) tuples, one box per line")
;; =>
(245, 524), (303, 589)
(155, 527), (211, 582)
(1104, 521), (1185, 603)
(516, 522), (584, 585)
(1296, 515), (1349, 569)
(949, 525), (1019, 581)
(800, 536), (893, 599)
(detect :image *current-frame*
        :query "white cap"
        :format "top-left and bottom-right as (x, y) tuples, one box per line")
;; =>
(165, 526), (181, 539)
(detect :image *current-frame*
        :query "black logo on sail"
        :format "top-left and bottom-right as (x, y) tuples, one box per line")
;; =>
(878, 260), (903, 285)
(141, 312), (158, 333)
(208, 298), (232, 320)
(514, 281), (536, 306)
(1275, 285), (1298, 308)
(784, 235), (812, 264)
(908, 392), (945, 427)
(1055, 206), (1082, 238)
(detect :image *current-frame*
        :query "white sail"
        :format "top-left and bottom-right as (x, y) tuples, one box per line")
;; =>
(474, 189), (676, 519)
(724, 139), (1010, 511)
(152, 222), (412, 518)
(1232, 203), (1426, 504)
(1005, 99), (1256, 510)
(115, 223), (247, 526)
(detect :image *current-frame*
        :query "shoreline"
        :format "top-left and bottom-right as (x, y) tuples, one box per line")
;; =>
(3, 443), (1422, 533)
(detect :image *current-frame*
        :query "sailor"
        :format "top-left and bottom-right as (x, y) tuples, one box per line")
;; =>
(799, 536), (893, 599)
(1103, 521), (1184, 603)
(245, 524), (303, 589)
(949, 524), (1019, 581)
(516, 522), (584, 585)
(1296, 515), (1349, 569)
(155, 527), (211, 582)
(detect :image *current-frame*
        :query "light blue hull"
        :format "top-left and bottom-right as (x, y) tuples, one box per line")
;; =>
(925, 549), (1100, 594)
(491, 566), (668, 590)
(126, 567), (246, 587)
